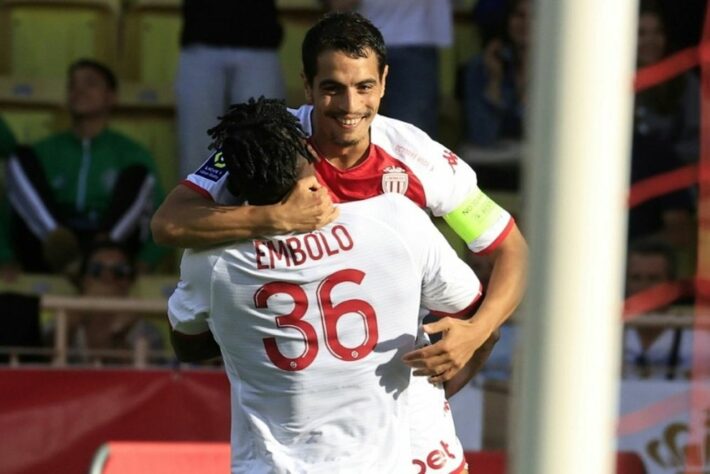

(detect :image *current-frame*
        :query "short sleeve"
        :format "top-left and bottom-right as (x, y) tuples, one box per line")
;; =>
(167, 249), (216, 334)
(182, 149), (240, 204)
(372, 117), (514, 254)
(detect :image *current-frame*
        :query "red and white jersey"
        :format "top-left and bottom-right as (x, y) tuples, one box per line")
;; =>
(183, 105), (513, 254)
(169, 194), (482, 473)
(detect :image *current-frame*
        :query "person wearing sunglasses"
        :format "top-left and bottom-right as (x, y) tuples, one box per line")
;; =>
(65, 240), (163, 364)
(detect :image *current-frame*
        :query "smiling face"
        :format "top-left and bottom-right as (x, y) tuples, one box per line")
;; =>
(303, 48), (387, 166)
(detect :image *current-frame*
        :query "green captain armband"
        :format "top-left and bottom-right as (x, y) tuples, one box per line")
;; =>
(443, 190), (505, 244)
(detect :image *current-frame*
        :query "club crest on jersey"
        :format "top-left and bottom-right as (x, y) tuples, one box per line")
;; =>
(381, 166), (409, 194)
(195, 151), (228, 182)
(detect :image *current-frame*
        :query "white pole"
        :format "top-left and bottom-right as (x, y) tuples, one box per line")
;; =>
(513, 1), (638, 473)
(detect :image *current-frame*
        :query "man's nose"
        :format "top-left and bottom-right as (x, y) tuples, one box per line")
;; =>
(338, 88), (358, 112)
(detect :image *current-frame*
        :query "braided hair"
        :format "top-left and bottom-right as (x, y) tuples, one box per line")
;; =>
(207, 97), (314, 205)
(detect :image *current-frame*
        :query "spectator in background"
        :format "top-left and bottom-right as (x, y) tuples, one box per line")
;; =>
(634, 0), (700, 165)
(66, 240), (164, 365)
(0, 59), (166, 275)
(461, 0), (531, 147)
(176, 0), (286, 179)
(325, 0), (452, 138)
(628, 133), (695, 256)
(0, 116), (17, 159)
(622, 238), (692, 380)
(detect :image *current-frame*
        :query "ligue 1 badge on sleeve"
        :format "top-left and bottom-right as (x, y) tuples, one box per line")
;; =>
(196, 151), (228, 182)
(381, 166), (409, 195)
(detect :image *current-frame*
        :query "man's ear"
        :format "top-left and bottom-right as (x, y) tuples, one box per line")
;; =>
(302, 71), (314, 104)
(380, 64), (389, 98)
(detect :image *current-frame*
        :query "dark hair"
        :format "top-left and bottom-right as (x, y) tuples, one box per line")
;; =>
(302, 11), (387, 84)
(627, 238), (678, 280)
(68, 58), (118, 91)
(207, 97), (314, 206)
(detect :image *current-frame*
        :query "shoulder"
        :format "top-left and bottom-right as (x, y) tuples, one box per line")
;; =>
(340, 194), (431, 230)
(371, 114), (449, 164)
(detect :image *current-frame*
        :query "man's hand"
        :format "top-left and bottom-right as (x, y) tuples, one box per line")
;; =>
(402, 316), (495, 384)
(444, 329), (500, 398)
(272, 176), (339, 233)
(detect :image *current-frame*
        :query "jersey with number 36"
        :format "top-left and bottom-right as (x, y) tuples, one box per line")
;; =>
(169, 194), (481, 473)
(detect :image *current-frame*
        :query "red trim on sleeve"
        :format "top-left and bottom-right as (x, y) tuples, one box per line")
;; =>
(181, 180), (214, 201)
(430, 284), (483, 319)
(476, 217), (515, 255)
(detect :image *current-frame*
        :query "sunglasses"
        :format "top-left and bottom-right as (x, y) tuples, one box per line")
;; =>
(86, 261), (134, 280)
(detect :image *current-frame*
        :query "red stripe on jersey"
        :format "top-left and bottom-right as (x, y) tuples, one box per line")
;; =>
(429, 285), (483, 319)
(312, 141), (427, 206)
(477, 217), (515, 255)
(181, 180), (214, 201)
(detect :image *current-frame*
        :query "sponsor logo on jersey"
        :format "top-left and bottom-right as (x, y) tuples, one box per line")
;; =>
(195, 151), (228, 182)
(443, 150), (459, 172)
(381, 166), (409, 194)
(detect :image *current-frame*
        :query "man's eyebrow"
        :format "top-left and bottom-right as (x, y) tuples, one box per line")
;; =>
(317, 78), (378, 88)
(318, 79), (345, 88)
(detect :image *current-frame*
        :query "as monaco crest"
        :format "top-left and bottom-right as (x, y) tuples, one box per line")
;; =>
(381, 166), (409, 194)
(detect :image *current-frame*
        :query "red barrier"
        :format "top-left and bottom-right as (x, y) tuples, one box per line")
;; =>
(0, 368), (230, 474)
(90, 442), (230, 474)
(462, 451), (646, 474)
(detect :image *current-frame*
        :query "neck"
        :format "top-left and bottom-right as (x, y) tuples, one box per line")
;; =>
(310, 132), (370, 171)
(72, 115), (108, 140)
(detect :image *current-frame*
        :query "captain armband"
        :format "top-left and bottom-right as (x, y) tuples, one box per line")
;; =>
(443, 190), (505, 245)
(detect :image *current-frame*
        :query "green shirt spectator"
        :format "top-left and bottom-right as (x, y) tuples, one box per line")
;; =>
(1, 59), (167, 273)
(0, 116), (17, 158)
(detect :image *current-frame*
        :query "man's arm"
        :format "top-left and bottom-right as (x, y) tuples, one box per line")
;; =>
(403, 224), (528, 383)
(170, 329), (221, 363)
(151, 176), (339, 248)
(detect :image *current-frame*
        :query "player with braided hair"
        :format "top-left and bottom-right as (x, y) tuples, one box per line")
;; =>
(169, 97), (483, 472)
(207, 97), (313, 205)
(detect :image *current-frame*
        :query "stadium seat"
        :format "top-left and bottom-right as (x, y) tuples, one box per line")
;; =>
(0, 75), (65, 144)
(0, 0), (120, 79)
(120, 0), (181, 86)
(111, 81), (178, 189)
(89, 442), (230, 474)
(463, 451), (647, 474)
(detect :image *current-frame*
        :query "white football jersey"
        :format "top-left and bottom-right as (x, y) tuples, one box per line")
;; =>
(169, 194), (481, 473)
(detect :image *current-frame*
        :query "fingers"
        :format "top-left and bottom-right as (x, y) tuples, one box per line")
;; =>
(422, 318), (449, 335)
